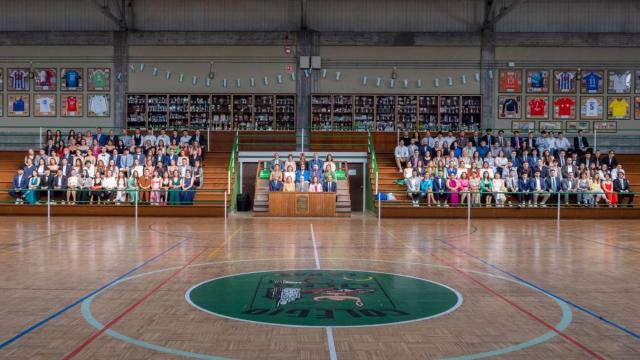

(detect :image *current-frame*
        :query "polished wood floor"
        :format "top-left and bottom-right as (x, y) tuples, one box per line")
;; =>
(0, 215), (639, 359)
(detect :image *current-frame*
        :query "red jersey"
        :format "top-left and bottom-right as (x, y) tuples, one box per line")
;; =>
(67, 96), (78, 112)
(554, 97), (575, 117)
(500, 71), (521, 92)
(528, 98), (547, 116)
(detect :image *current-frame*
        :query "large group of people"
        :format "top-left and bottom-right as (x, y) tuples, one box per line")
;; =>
(395, 129), (634, 208)
(10, 128), (207, 205)
(267, 152), (339, 193)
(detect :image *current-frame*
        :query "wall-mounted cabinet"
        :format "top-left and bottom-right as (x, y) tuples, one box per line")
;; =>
(126, 94), (296, 130)
(311, 94), (481, 131)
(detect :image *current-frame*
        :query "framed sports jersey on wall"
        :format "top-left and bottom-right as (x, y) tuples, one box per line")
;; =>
(33, 68), (57, 91)
(566, 121), (590, 133)
(61, 94), (83, 117)
(580, 96), (604, 120)
(87, 68), (110, 91)
(0, 94), (3, 116)
(60, 68), (83, 91)
(607, 70), (631, 94)
(7, 68), (30, 91)
(593, 121), (617, 133)
(88, 94), (110, 117)
(525, 96), (549, 119)
(526, 70), (549, 93)
(607, 96), (630, 120)
(498, 69), (522, 93)
(553, 70), (577, 94)
(7, 94), (29, 116)
(538, 121), (562, 131)
(511, 120), (535, 132)
(34, 94), (56, 117)
(635, 97), (640, 119)
(498, 95), (521, 119)
(552, 96), (576, 119)
(580, 70), (604, 94)
(0, 68), (4, 90)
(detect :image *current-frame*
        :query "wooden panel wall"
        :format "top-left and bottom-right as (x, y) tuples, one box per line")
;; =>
(268, 192), (337, 217)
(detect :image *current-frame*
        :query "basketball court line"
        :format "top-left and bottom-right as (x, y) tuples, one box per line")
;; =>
(310, 223), (338, 360)
(63, 227), (239, 358)
(435, 234), (640, 341)
(64, 245), (210, 359)
(80, 258), (572, 360)
(381, 227), (605, 359)
(0, 230), (198, 350)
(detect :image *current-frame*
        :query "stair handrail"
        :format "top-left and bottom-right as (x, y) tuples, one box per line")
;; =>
(227, 130), (239, 194)
(368, 132), (379, 196)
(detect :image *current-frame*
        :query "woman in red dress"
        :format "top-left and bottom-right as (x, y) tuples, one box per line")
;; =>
(601, 173), (618, 207)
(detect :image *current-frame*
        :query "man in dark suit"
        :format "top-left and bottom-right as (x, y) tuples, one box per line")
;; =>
(468, 131), (481, 147)
(60, 147), (73, 165)
(545, 169), (563, 203)
(323, 175), (337, 193)
(579, 152), (594, 169)
(106, 129), (118, 147)
(614, 172), (634, 207)
(481, 128), (494, 149)
(10, 168), (29, 204)
(133, 128), (143, 147)
(432, 171), (447, 206)
(94, 127), (107, 146)
(44, 140), (56, 157)
(307, 153), (324, 172)
(510, 130), (523, 152)
(60, 158), (72, 178)
(132, 147), (145, 165)
(561, 162), (578, 179)
(39, 169), (54, 203)
(573, 130), (591, 156)
(530, 170), (550, 207)
(604, 150), (618, 169)
(517, 172), (531, 207)
(525, 132), (537, 151)
(163, 148), (179, 167)
(53, 169), (67, 204)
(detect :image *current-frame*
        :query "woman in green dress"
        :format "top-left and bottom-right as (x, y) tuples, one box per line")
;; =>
(480, 170), (493, 207)
(128, 170), (140, 204)
(168, 170), (182, 205)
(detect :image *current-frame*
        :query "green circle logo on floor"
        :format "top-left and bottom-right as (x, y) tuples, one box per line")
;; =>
(186, 270), (462, 327)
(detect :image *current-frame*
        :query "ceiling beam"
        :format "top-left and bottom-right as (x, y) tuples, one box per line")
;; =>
(90, 0), (127, 31)
(482, 0), (527, 31)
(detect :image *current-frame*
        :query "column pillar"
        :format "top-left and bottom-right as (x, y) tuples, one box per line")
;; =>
(296, 30), (313, 151)
(113, 31), (128, 129)
(480, 29), (496, 130)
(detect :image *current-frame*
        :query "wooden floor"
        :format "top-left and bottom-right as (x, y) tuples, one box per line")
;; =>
(0, 215), (639, 359)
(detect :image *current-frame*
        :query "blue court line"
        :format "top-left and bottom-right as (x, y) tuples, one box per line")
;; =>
(437, 237), (640, 341)
(0, 235), (192, 349)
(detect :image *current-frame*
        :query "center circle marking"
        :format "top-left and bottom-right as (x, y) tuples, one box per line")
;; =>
(185, 269), (462, 327)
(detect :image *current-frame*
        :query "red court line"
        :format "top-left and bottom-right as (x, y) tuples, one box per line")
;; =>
(63, 246), (209, 359)
(429, 252), (605, 360)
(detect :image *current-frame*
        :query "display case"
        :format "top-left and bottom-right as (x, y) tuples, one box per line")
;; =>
(418, 96), (438, 130)
(168, 95), (189, 128)
(254, 95), (275, 130)
(333, 95), (353, 131)
(126, 94), (147, 128)
(275, 95), (296, 130)
(147, 95), (168, 129)
(375, 96), (396, 131)
(311, 95), (332, 130)
(354, 95), (374, 131)
(397, 95), (417, 132)
(211, 95), (231, 130)
(461, 96), (482, 131)
(189, 95), (210, 129)
(439, 96), (461, 130)
(233, 95), (254, 130)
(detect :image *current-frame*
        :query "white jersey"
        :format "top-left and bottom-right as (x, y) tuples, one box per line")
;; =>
(36, 97), (54, 114)
(90, 95), (108, 115)
(582, 98), (601, 117)
(610, 73), (630, 93)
